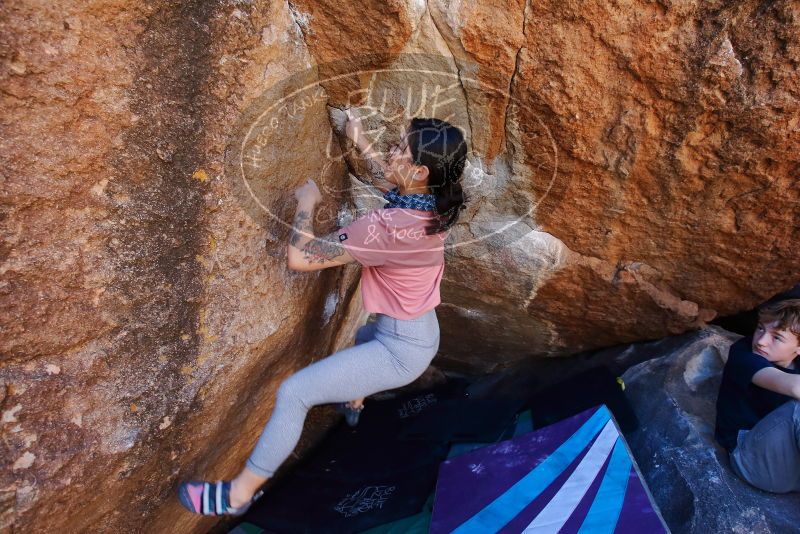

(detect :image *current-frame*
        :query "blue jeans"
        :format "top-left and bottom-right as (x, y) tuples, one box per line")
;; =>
(245, 308), (440, 478)
(730, 400), (800, 493)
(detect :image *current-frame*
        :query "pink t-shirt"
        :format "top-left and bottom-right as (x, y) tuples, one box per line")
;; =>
(338, 208), (449, 320)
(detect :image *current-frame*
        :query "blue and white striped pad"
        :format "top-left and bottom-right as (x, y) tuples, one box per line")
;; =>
(430, 405), (667, 534)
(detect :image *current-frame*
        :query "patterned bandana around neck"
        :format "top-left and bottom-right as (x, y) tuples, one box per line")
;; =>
(383, 186), (437, 211)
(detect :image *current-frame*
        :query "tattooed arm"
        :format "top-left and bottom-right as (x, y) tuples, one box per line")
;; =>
(287, 201), (356, 272)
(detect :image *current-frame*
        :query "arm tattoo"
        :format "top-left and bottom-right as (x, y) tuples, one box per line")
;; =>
(301, 231), (347, 264)
(290, 209), (312, 247)
(291, 208), (347, 264)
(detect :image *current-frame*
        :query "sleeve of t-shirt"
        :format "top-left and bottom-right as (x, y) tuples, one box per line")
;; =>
(337, 209), (388, 267)
(727, 336), (773, 389)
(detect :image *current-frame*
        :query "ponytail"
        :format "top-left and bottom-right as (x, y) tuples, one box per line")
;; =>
(431, 179), (466, 235)
(406, 118), (468, 236)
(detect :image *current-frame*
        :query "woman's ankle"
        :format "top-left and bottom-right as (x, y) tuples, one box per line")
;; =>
(229, 468), (269, 507)
(229, 478), (259, 507)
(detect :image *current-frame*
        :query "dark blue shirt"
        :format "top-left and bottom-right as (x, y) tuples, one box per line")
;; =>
(715, 336), (800, 452)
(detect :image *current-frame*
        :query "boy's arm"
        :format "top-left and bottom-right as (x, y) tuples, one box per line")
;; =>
(752, 367), (800, 399)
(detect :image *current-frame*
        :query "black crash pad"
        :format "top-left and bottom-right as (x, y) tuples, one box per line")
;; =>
(525, 366), (638, 433)
(244, 465), (439, 534)
(396, 396), (527, 442)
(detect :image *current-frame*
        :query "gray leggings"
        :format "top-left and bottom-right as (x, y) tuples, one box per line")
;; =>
(245, 308), (440, 478)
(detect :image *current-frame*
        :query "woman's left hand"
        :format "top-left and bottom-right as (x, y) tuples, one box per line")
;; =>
(294, 178), (322, 206)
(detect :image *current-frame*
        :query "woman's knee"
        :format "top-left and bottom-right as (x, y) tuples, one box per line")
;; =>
(276, 374), (306, 404)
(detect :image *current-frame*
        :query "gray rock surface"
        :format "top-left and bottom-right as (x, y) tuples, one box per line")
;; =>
(622, 326), (800, 534)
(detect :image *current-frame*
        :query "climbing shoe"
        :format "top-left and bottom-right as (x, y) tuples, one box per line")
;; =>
(177, 479), (264, 516)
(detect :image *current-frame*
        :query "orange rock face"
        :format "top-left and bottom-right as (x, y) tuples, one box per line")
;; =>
(436, 0), (799, 362)
(288, 0), (418, 106)
(1, 1), (358, 532)
(0, 0), (798, 532)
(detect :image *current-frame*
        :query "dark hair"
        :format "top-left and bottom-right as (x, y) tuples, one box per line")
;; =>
(406, 117), (468, 235)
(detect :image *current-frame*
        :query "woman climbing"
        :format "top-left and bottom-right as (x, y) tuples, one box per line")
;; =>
(177, 112), (468, 516)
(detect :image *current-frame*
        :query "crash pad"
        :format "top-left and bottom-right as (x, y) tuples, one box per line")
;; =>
(244, 464), (439, 534)
(357, 492), (435, 534)
(239, 380), (468, 533)
(430, 405), (667, 534)
(525, 367), (638, 434)
(447, 409), (534, 459)
(398, 396), (527, 443)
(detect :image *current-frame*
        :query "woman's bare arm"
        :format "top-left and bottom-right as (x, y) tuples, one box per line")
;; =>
(288, 203), (357, 271)
(345, 110), (395, 193)
(287, 185), (357, 272)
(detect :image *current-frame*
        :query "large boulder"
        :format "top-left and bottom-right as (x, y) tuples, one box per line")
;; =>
(622, 326), (800, 533)
(1, 0), (798, 532)
(430, 0), (800, 365)
(0, 1), (362, 532)
(288, 0), (800, 366)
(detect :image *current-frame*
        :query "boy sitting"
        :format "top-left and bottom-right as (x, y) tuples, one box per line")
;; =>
(715, 298), (800, 493)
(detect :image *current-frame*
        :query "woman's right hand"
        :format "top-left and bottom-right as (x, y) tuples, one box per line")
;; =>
(294, 178), (322, 206)
(344, 108), (364, 144)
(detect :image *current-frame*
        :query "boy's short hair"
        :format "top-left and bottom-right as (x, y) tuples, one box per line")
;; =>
(757, 298), (800, 338)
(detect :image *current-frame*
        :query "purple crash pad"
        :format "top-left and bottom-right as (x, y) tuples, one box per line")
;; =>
(430, 405), (668, 533)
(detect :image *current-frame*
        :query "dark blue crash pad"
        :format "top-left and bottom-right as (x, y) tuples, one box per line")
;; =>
(397, 396), (527, 443)
(235, 368), (639, 534)
(525, 367), (638, 434)
(245, 464), (439, 534)
(239, 379), (469, 533)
